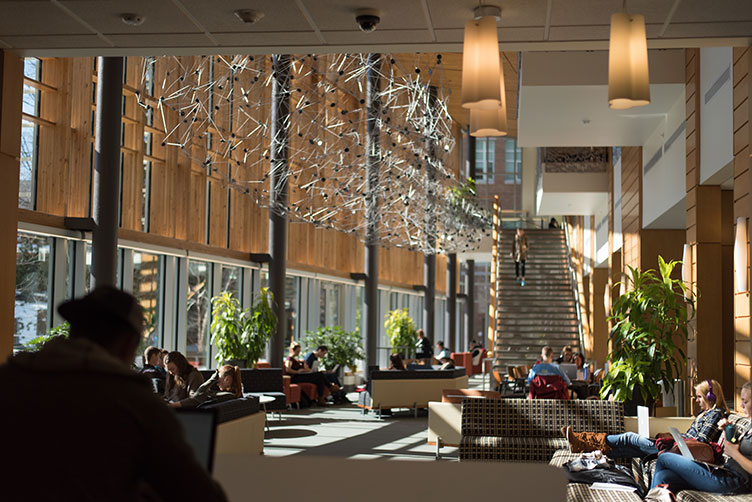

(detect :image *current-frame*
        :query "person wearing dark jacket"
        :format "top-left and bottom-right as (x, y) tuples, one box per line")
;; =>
(415, 329), (432, 365)
(164, 350), (204, 405)
(0, 286), (226, 501)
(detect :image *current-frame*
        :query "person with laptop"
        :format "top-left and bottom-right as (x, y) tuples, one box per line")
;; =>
(564, 378), (728, 458)
(528, 346), (572, 386)
(649, 381), (752, 495)
(0, 286), (227, 501)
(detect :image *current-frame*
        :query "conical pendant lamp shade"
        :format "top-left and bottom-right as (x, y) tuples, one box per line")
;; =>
(462, 16), (502, 110)
(608, 12), (650, 109)
(470, 62), (507, 137)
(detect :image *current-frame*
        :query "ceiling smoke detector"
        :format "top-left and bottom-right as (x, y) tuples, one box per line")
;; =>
(234, 9), (264, 24)
(120, 13), (145, 26)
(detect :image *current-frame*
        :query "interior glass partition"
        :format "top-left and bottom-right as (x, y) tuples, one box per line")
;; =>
(133, 251), (163, 355)
(186, 260), (211, 368)
(14, 232), (52, 350)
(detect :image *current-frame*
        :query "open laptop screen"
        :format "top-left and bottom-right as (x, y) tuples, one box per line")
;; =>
(174, 409), (218, 473)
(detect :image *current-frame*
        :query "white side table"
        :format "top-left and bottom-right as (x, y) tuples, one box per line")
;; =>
(258, 395), (276, 431)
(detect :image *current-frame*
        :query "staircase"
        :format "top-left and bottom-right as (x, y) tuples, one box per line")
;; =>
(493, 228), (581, 373)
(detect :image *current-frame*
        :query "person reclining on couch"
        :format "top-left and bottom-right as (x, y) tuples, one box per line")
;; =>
(564, 378), (728, 458)
(170, 365), (243, 408)
(649, 380), (752, 495)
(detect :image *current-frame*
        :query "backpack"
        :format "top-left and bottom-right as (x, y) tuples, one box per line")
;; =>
(529, 374), (569, 399)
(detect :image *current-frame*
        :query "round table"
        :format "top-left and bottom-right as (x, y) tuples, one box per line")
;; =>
(258, 395), (276, 431)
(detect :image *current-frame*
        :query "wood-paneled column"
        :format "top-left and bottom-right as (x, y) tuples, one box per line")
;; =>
(685, 49), (724, 395)
(0, 51), (22, 360)
(733, 46), (752, 407)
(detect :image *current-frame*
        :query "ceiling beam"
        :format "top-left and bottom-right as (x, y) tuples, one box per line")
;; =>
(659, 0), (683, 38)
(296, 0), (327, 45)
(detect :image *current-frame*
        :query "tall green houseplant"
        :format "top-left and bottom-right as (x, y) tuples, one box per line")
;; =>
(211, 288), (277, 367)
(385, 308), (417, 358)
(601, 256), (695, 408)
(303, 326), (365, 371)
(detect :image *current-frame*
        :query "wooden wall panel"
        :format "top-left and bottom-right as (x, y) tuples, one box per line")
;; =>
(621, 146), (642, 272)
(207, 179), (228, 248)
(66, 58), (93, 217)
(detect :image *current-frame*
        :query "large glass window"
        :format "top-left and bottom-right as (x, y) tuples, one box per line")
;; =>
(285, 276), (299, 341)
(320, 282), (342, 327)
(475, 138), (495, 184)
(15, 233), (52, 350)
(505, 138), (522, 184)
(19, 58), (42, 209)
(186, 260), (211, 368)
(133, 251), (163, 356)
(221, 265), (240, 298)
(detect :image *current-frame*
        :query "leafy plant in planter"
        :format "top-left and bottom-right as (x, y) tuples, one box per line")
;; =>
(303, 326), (365, 371)
(25, 322), (70, 351)
(211, 288), (277, 367)
(601, 257), (695, 410)
(385, 308), (417, 358)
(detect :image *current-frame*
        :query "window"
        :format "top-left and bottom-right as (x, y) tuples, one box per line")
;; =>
(319, 282), (342, 328)
(474, 138), (495, 184)
(19, 58), (42, 209)
(285, 276), (299, 341)
(15, 233), (52, 350)
(186, 260), (211, 368)
(221, 266), (240, 298)
(504, 138), (522, 184)
(133, 251), (163, 356)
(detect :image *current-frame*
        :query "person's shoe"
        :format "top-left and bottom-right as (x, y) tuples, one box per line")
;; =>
(515, 277), (521, 283)
(563, 426), (611, 454)
(520, 279), (526, 287)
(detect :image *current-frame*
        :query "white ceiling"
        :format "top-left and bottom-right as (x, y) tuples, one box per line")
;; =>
(1, 0), (751, 56)
(537, 191), (609, 217)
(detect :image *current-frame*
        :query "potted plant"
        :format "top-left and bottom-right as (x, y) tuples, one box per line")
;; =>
(303, 326), (365, 372)
(600, 256), (695, 415)
(25, 321), (69, 351)
(210, 288), (277, 368)
(384, 308), (417, 359)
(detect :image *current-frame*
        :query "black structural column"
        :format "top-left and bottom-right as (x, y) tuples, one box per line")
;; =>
(465, 133), (477, 347)
(268, 54), (291, 368)
(424, 86), (438, 342)
(364, 53), (382, 366)
(446, 253), (457, 349)
(91, 57), (124, 289)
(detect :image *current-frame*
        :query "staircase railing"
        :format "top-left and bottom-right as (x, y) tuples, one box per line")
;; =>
(562, 220), (586, 352)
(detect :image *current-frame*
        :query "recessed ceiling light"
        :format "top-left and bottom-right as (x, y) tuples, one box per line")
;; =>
(235, 9), (264, 24)
(120, 13), (145, 26)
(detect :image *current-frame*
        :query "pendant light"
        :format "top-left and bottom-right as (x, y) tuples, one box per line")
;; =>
(470, 58), (507, 137)
(462, 5), (502, 110)
(608, 6), (650, 109)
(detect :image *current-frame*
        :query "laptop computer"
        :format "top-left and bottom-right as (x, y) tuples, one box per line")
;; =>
(174, 409), (218, 472)
(559, 363), (578, 381)
(669, 426), (694, 459)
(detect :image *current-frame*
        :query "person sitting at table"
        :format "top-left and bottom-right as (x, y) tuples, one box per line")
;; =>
(438, 355), (455, 370)
(305, 345), (342, 390)
(284, 342), (330, 405)
(572, 352), (592, 382)
(388, 353), (406, 371)
(564, 378), (728, 457)
(470, 340), (485, 367)
(170, 364), (243, 409)
(528, 346), (571, 386)
(555, 345), (574, 364)
(649, 381), (752, 495)
(164, 351), (204, 405)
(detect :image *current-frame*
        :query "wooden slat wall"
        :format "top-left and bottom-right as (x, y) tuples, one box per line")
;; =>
(733, 46), (752, 408)
(20, 56), (454, 293)
(621, 146), (642, 272)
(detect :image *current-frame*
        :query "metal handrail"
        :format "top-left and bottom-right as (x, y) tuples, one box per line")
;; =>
(562, 220), (586, 353)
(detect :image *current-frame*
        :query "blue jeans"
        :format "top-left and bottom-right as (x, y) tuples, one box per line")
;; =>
(606, 432), (658, 458)
(651, 453), (748, 494)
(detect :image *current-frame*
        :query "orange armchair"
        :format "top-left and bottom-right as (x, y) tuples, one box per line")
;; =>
(282, 375), (301, 408)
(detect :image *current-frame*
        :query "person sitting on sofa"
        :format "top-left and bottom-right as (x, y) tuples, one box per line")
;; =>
(170, 364), (243, 409)
(140, 345), (166, 393)
(284, 342), (331, 405)
(438, 356), (455, 370)
(528, 346), (571, 386)
(470, 340), (485, 367)
(164, 351), (205, 405)
(305, 345), (342, 389)
(564, 378), (729, 457)
(649, 381), (752, 495)
(388, 353), (406, 371)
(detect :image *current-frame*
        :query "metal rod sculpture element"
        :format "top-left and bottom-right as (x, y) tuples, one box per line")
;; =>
(92, 57), (124, 289)
(269, 54), (290, 368)
(365, 53), (381, 366)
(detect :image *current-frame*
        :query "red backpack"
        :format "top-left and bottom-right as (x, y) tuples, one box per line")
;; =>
(529, 374), (569, 399)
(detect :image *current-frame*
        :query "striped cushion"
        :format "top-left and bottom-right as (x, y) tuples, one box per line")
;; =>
(677, 492), (752, 502)
(567, 483), (641, 502)
(461, 398), (624, 437)
(460, 436), (568, 462)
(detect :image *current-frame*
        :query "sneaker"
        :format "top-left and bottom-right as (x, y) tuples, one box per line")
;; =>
(520, 280), (526, 286)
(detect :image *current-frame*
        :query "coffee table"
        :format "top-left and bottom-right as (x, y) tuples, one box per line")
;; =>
(258, 395), (276, 431)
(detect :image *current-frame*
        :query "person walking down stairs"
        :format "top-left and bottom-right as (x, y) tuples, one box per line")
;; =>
(511, 228), (529, 286)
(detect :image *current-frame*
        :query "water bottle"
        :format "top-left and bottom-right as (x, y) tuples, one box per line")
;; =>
(583, 365), (588, 381)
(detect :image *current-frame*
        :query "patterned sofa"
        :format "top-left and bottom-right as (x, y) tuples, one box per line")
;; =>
(460, 398), (624, 462)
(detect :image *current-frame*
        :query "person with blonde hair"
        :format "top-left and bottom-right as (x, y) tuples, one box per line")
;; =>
(284, 342), (330, 405)
(170, 365), (243, 408)
(564, 378), (729, 458)
(649, 381), (752, 495)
